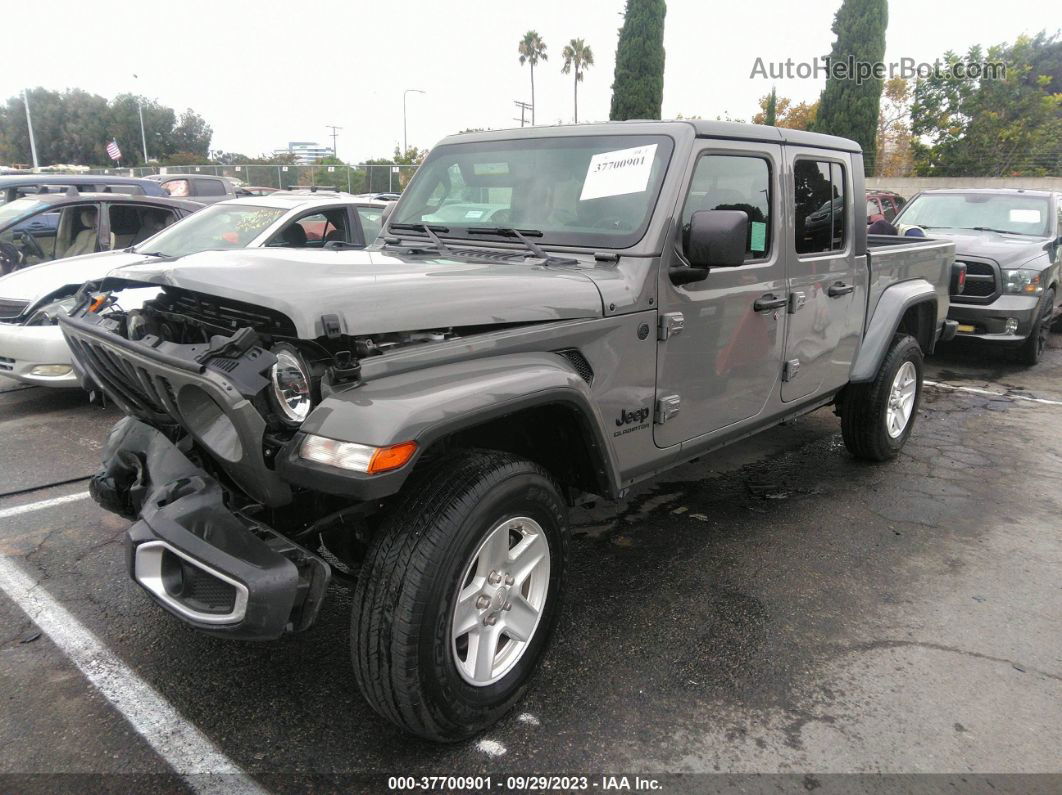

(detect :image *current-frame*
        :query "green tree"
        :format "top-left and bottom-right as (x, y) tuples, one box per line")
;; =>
(609, 0), (666, 121)
(561, 38), (595, 123)
(752, 95), (819, 130)
(811, 0), (888, 168)
(764, 87), (777, 126)
(518, 31), (548, 125)
(170, 110), (212, 157)
(911, 32), (1062, 176)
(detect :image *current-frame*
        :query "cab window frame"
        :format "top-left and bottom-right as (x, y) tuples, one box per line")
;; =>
(793, 156), (849, 258)
(678, 150), (775, 264)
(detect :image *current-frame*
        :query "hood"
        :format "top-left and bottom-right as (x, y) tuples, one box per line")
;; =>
(111, 247), (605, 337)
(0, 250), (152, 306)
(927, 228), (1053, 268)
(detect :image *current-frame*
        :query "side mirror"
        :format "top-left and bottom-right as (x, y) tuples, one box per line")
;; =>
(684, 210), (748, 269)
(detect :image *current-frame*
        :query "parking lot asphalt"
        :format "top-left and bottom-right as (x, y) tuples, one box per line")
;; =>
(1, 340), (1060, 791)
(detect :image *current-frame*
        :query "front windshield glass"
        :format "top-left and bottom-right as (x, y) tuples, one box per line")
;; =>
(0, 198), (46, 229)
(136, 203), (286, 257)
(392, 134), (675, 247)
(898, 193), (1051, 236)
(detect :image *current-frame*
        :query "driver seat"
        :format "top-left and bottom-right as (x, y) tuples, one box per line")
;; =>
(63, 208), (99, 258)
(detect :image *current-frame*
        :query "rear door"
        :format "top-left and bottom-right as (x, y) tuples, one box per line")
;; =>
(782, 151), (863, 402)
(654, 140), (787, 447)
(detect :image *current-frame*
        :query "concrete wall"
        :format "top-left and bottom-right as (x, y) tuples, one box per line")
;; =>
(866, 176), (1062, 196)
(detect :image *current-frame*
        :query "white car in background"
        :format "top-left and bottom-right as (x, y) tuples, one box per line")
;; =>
(0, 191), (389, 387)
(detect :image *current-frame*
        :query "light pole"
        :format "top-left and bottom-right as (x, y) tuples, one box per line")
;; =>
(133, 73), (149, 164)
(403, 89), (425, 155)
(22, 89), (39, 169)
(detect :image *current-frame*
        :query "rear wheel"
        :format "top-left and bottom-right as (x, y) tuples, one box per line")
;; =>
(841, 334), (923, 462)
(1017, 288), (1053, 366)
(350, 450), (568, 741)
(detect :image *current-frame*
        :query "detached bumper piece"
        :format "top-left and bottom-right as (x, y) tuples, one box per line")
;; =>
(94, 417), (331, 640)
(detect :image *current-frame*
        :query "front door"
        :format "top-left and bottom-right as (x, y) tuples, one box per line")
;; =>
(781, 152), (863, 402)
(654, 141), (787, 448)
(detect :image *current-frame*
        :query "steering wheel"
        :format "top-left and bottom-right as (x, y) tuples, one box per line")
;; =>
(592, 216), (634, 231)
(0, 241), (22, 275)
(18, 230), (46, 261)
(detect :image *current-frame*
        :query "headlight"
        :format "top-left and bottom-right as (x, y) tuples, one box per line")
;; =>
(26, 295), (78, 326)
(1002, 269), (1043, 296)
(299, 434), (417, 474)
(269, 345), (313, 424)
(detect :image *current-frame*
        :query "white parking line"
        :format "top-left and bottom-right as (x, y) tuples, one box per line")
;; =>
(0, 555), (265, 795)
(924, 379), (1062, 406)
(0, 492), (90, 520)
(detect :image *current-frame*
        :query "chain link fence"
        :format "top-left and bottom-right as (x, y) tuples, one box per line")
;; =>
(79, 163), (419, 193)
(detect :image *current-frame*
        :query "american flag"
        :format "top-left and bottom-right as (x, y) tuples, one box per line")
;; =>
(106, 140), (122, 162)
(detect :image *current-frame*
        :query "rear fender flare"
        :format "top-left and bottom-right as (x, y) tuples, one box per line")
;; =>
(850, 279), (937, 383)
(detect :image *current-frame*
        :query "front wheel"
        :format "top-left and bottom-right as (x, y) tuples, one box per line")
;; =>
(351, 450), (568, 741)
(1017, 288), (1054, 366)
(840, 334), (923, 462)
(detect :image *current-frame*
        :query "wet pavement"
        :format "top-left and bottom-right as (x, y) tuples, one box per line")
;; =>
(0, 339), (1060, 790)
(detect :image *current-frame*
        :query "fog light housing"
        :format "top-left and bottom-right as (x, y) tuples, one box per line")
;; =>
(30, 364), (72, 377)
(1004, 317), (1019, 335)
(299, 434), (417, 474)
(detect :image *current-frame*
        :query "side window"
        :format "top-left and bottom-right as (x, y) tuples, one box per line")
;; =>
(794, 159), (846, 255)
(196, 180), (227, 198)
(163, 179), (190, 197)
(357, 207), (384, 242)
(866, 199), (880, 220)
(681, 154), (772, 260)
(882, 197), (897, 221)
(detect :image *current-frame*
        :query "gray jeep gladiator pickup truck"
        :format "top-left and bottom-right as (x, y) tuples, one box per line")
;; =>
(894, 188), (1062, 365)
(58, 121), (956, 741)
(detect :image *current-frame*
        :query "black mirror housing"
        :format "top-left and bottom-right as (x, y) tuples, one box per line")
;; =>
(684, 210), (749, 268)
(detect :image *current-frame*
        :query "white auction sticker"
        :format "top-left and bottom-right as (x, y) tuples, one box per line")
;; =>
(580, 144), (657, 201)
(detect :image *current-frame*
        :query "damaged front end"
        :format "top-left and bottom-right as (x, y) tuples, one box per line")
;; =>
(94, 417), (330, 639)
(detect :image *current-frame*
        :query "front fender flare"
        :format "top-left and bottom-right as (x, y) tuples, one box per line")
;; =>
(850, 279), (937, 383)
(279, 352), (621, 500)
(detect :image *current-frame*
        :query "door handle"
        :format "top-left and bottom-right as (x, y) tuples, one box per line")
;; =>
(827, 282), (854, 297)
(753, 294), (787, 312)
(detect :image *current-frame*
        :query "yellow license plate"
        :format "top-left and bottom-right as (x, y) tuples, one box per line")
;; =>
(957, 324), (976, 333)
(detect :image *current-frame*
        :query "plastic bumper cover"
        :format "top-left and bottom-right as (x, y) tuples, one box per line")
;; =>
(94, 417), (330, 640)
(0, 322), (78, 386)
(947, 296), (1041, 343)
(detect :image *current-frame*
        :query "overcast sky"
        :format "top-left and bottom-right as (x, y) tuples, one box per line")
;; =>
(3, 0), (1055, 163)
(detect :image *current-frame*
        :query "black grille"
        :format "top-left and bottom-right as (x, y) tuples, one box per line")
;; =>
(555, 348), (594, 386)
(0, 298), (29, 320)
(65, 335), (179, 422)
(958, 260), (997, 299)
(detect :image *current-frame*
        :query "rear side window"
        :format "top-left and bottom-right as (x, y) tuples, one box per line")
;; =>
(357, 206), (384, 242)
(196, 180), (228, 197)
(681, 154), (772, 259)
(162, 179), (190, 197)
(882, 197), (897, 221)
(794, 159), (847, 254)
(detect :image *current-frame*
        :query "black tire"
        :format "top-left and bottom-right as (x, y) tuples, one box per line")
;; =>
(840, 334), (923, 462)
(1017, 288), (1054, 366)
(351, 450), (568, 741)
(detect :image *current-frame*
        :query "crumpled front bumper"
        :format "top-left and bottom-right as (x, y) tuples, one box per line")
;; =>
(0, 322), (79, 386)
(94, 417), (331, 640)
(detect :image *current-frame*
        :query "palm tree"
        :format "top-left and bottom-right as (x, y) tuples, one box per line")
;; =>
(561, 38), (594, 124)
(518, 31), (547, 125)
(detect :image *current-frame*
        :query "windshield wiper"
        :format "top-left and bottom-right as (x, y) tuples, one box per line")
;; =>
(967, 226), (1037, 236)
(136, 250), (169, 257)
(466, 227), (577, 265)
(387, 223), (454, 255)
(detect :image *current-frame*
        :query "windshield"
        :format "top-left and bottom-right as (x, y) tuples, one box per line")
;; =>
(392, 134), (675, 247)
(135, 203), (286, 257)
(0, 198), (47, 229)
(898, 193), (1051, 236)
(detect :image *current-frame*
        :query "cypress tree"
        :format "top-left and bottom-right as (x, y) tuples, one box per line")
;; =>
(764, 87), (777, 126)
(609, 0), (667, 121)
(811, 0), (888, 168)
